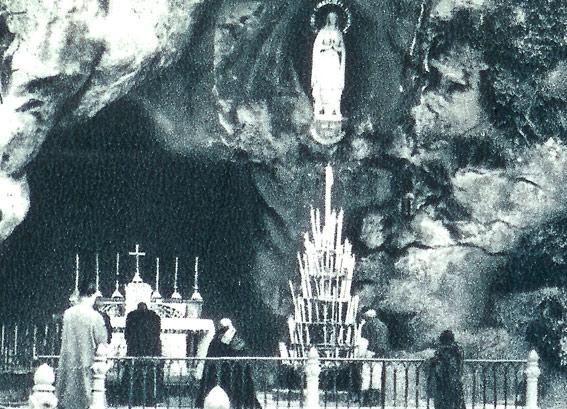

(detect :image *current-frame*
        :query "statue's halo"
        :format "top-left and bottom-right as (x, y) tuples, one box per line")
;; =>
(310, 0), (352, 34)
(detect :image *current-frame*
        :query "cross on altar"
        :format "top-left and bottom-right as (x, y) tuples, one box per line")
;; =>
(129, 244), (146, 282)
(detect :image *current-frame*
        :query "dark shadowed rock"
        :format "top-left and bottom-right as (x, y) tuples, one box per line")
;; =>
(0, 0), (208, 239)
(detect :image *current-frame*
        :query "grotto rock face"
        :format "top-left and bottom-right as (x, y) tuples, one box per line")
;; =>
(1, 0), (567, 373)
(0, 0), (208, 239)
(206, 0), (567, 357)
(0, 174), (29, 242)
(209, 0), (420, 160)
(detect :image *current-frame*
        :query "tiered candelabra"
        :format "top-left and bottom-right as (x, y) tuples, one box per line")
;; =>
(287, 166), (361, 359)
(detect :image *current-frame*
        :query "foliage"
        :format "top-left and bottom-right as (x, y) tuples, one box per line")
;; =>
(456, 328), (526, 359)
(498, 214), (567, 292)
(525, 291), (567, 370)
(483, 0), (567, 143)
(419, 0), (567, 146)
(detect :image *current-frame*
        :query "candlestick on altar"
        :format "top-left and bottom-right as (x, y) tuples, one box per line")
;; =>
(156, 258), (160, 290)
(194, 257), (199, 290)
(190, 256), (203, 303)
(152, 257), (162, 299)
(74, 254), (80, 293)
(32, 325), (37, 358)
(171, 257), (182, 299)
(70, 254), (80, 304)
(112, 253), (123, 298)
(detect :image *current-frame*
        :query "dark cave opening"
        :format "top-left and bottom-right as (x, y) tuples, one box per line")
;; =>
(0, 98), (278, 354)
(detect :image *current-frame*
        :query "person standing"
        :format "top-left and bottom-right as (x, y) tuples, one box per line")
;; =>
(359, 308), (389, 405)
(123, 302), (162, 405)
(94, 300), (113, 344)
(56, 281), (108, 409)
(124, 302), (161, 356)
(196, 319), (261, 409)
(428, 330), (466, 409)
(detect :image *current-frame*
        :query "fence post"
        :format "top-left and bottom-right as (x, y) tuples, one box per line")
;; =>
(204, 385), (230, 409)
(90, 345), (110, 409)
(29, 363), (58, 409)
(525, 350), (540, 409)
(306, 347), (321, 409)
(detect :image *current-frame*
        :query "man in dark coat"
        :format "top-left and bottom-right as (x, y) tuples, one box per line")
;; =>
(123, 302), (162, 405)
(125, 302), (161, 356)
(428, 330), (466, 409)
(196, 319), (261, 409)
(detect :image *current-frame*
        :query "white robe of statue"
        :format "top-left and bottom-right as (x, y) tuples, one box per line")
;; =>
(311, 12), (345, 120)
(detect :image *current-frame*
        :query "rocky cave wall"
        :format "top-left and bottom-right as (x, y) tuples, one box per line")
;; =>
(1, 0), (566, 375)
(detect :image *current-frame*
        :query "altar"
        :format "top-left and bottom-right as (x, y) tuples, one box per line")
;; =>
(71, 246), (215, 379)
(108, 316), (214, 379)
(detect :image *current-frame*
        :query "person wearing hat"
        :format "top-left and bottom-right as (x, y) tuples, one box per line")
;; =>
(196, 319), (261, 409)
(359, 307), (389, 405)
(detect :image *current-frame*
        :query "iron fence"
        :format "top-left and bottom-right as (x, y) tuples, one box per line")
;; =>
(317, 358), (528, 409)
(0, 322), (62, 374)
(31, 354), (531, 409)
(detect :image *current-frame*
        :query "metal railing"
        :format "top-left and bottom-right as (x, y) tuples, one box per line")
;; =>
(0, 322), (61, 374)
(29, 349), (540, 409)
(315, 357), (529, 409)
(36, 355), (307, 409)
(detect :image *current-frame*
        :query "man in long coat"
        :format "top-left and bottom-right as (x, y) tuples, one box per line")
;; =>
(56, 282), (108, 409)
(196, 319), (261, 409)
(123, 302), (162, 405)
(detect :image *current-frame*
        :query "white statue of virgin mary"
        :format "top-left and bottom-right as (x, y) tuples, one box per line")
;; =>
(311, 11), (345, 121)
